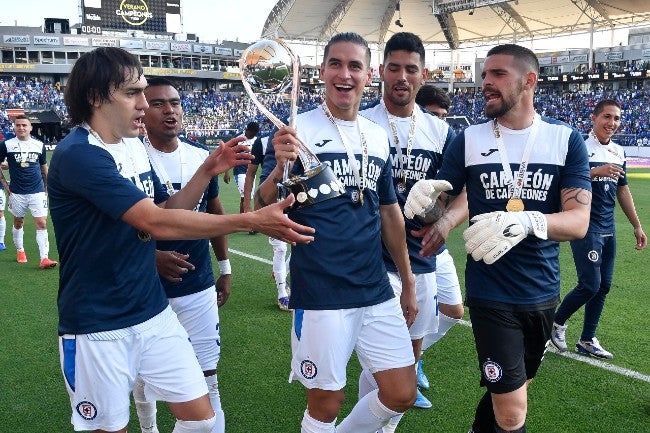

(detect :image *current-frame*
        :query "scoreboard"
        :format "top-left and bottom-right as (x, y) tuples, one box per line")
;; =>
(82, 0), (181, 34)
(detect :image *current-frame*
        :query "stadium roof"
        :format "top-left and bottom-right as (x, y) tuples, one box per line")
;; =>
(261, 0), (650, 49)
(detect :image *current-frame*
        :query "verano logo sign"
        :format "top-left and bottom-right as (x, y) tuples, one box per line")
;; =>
(116, 0), (153, 26)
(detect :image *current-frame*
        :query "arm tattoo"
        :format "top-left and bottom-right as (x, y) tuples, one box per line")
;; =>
(561, 187), (591, 208)
(254, 189), (268, 208)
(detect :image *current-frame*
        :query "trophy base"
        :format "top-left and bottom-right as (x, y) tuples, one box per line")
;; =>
(280, 163), (345, 210)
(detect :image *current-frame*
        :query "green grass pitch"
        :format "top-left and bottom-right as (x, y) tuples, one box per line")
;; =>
(0, 165), (648, 432)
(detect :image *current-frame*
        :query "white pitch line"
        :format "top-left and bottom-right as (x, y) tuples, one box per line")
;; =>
(229, 248), (650, 384)
(454, 317), (650, 383)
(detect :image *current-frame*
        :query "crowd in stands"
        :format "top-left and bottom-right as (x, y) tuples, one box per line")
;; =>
(1, 77), (649, 146)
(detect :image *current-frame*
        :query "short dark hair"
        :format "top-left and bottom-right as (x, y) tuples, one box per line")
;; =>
(323, 32), (371, 66)
(486, 44), (539, 74)
(593, 99), (621, 116)
(245, 122), (260, 135)
(65, 47), (143, 125)
(384, 32), (425, 65)
(13, 114), (30, 122)
(146, 76), (177, 90)
(416, 85), (451, 110)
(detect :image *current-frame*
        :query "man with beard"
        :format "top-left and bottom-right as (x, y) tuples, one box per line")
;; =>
(406, 44), (592, 433)
(360, 32), (466, 423)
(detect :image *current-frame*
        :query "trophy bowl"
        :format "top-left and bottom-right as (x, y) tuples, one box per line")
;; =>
(240, 39), (294, 95)
(239, 39), (344, 210)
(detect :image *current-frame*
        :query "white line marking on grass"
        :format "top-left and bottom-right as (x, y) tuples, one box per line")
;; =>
(229, 248), (273, 265)
(546, 346), (650, 383)
(230, 249), (650, 383)
(456, 317), (650, 383)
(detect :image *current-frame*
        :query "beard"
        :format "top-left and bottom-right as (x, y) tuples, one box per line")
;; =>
(484, 82), (522, 119)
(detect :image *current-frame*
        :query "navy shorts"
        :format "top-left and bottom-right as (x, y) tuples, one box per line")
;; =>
(469, 305), (555, 394)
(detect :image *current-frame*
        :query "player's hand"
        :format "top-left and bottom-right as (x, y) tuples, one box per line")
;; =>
(271, 126), (299, 173)
(399, 278), (418, 328)
(216, 274), (232, 306)
(250, 195), (315, 245)
(404, 180), (452, 220)
(633, 226), (647, 251)
(463, 211), (547, 264)
(593, 163), (624, 181)
(203, 136), (254, 176)
(411, 215), (453, 258)
(155, 250), (195, 282)
(223, 171), (231, 184)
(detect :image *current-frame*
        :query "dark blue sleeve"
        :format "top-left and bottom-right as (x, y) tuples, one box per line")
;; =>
(436, 131), (466, 196)
(251, 136), (264, 165)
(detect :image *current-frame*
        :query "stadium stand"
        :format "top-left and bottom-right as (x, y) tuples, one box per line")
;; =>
(0, 78), (648, 145)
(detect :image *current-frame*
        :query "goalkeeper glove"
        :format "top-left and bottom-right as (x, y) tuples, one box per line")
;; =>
(463, 211), (548, 264)
(404, 179), (452, 220)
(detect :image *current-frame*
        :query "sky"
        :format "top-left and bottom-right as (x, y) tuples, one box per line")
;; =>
(0, 0), (633, 67)
(0, 0), (276, 44)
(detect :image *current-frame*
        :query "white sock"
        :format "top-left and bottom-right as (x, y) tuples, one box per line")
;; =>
(36, 229), (49, 259)
(301, 409), (336, 433)
(358, 369), (378, 399)
(205, 374), (225, 433)
(422, 312), (460, 351)
(172, 416), (216, 433)
(0, 215), (6, 243)
(380, 415), (403, 433)
(13, 226), (24, 251)
(133, 377), (159, 433)
(272, 243), (288, 298)
(336, 389), (401, 433)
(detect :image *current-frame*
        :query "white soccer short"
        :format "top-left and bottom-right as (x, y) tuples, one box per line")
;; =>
(59, 306), (207, 432)
(290, 297), (414, 391)
(8, 192), (48, 218)
(0, 188), (5, 210)
(268, 236), (287, 250)
(169, 286), (221, 371)
(388, 271), (438, 339)
(235, 173), (254, 198)
(435, 249), (463, 306)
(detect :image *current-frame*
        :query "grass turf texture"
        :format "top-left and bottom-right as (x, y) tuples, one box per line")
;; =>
(0, 166), (648, 432)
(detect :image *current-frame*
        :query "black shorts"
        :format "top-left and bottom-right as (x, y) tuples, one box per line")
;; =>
(469, 305), (555, 394)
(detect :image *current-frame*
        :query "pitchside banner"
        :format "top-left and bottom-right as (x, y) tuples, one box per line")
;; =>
(82, 0), (181, 34)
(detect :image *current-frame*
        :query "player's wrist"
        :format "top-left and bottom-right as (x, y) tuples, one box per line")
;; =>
(218, 259), (231, 275)
(513, 211), (548, 240)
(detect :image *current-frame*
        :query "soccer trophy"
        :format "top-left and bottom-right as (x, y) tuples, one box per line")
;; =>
(239, 38), (344, 209)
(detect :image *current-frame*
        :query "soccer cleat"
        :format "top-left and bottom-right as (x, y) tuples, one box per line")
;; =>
(39, 257), (58, 269)
(17, 250), (27, 263)
(0, 242), (6, 251)
(550, 322), (568, 352)
(416, 359), (430, 389)
(576, 337), (613, 359)
(413, 389), (432, 409)
(277, 296), (292, 312)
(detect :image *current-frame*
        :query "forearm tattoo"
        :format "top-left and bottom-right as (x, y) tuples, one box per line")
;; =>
(255, 189), (268, 208)
(561, 187), (591, 208)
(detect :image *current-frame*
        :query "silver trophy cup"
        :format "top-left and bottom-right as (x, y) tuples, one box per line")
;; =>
(239, 38), (344, 209)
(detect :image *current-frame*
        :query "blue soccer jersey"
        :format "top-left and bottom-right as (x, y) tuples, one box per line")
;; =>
(437, 117), (591, 307)
(146, 137), (220, 298)
(0, 136), (47, 194)
(584, 133), (627, 234)
(49, 127), (170, 335)
(261, 107), (397, 310)
(361, 101), (455, 274)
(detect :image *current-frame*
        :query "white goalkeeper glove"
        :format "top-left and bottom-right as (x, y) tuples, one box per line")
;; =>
(404, 179), (453, 221)
(463, 211), (548, 265)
